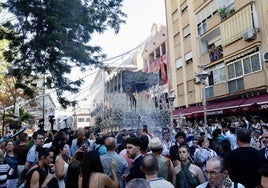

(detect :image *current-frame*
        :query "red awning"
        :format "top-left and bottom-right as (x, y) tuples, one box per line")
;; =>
(173, 106), (203, 118)
(240, 93), (268, 111)
(173, 93), (268, 118)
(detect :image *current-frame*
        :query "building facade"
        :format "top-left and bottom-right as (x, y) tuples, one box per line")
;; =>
(165, 0), (268, 122)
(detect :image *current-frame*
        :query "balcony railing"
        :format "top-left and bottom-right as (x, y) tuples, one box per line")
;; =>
(221, 3), (254, 46)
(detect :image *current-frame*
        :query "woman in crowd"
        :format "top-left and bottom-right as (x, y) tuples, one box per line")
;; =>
(79, 150), (118, 188)
(0, 148), (11, 188)
(66, 159), (81, 188)
(52, 137), (69, 188)
(173, 144), (206, 188)
(4, 139), (19, 188)
(194, 138), (217, 172)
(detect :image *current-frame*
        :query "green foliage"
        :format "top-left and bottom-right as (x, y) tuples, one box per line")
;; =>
(218, 7), (235, 21)
(0, 0), (126, 108)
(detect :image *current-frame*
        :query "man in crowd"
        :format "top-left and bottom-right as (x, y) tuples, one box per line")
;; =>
(196, 156), (244, 188)
(70, 128), (85, 156)
(24, 130), (45, 172)
(149, 137), (173, 182)
(141, 154), (174, 188)
(259, 163), (268, 188)
(125, 136), (145, 182)
(100, 136), (129, 188)
(169, 132), (186, 163)
(260, 131), (268, 163)
(226, 128), (265, 188)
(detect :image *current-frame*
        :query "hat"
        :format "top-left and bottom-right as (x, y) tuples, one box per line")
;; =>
(149, 137), (163, 149)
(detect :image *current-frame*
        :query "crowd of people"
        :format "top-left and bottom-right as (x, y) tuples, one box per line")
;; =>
(0, 115), (268, 188)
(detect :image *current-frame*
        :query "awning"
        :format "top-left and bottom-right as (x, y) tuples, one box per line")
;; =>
(173, 106), (203, 118)
(240, 93), (268, 111)
(173, 93), (268, 118)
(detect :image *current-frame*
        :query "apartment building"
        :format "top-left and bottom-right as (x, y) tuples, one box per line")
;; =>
(165, 0), (268, 122)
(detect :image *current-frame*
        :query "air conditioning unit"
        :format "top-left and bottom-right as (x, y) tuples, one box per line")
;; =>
(193, 77), (201, 84)
(243, 28), (256, 41)
(263, 52), (268, 62)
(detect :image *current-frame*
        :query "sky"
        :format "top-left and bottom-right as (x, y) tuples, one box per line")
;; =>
(69, 0), (167, 100)
(92, 0), (166, 59)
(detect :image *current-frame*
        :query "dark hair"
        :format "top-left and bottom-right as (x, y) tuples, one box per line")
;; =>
(125, 137), (141, 147)
(66, 160), (81, 188)
(236, 128), (251, 143)
(52, 137), (66, 158)
(33, 130), (45, 139)
(259, 163), (268, 177)
(4, 139), (15, 147)
(36, 145), (51, 160)
(141, 154), (158, 175)
(81, 151), (103, 188)
(139, 135), (149, 151)
(220, 139), (231, 154)
(197, 137), (205, 147)
(18, 133), (28, 142)
(175, 132), (186, 139)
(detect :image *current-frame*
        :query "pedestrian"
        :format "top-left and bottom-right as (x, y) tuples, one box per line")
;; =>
(149, 137), (173, 182)
(259, 131), (268, 163)
(125, 137), (145, 182)
(100, 136), (129, 188)
(169, 132), (186, 164)
(226, 128), (265, 188)
(125, 178), (151, 188)
(173, 144), (205, 188)
(4, 139), (19, 188)
(141, 154), (174, 188)
(79, 150), (118, 188)
(259, 163), (268, 188)
(196, 156), (244, 188)
(52, 137), (69, 188)
(0, 148), (11, 188)
(24, 146), (58, 188)
(24, 130), (45, 172)
(193, 138), (217, 172)
(65, 159), (81, 188)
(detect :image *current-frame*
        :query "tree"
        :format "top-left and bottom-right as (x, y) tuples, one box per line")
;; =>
(0, 0), (126, 108)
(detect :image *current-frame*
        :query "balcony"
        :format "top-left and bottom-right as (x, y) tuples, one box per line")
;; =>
(220, 3), (255, 46)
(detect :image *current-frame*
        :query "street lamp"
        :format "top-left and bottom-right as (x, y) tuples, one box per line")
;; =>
(196, 64), (209, 131)
(167, 90), (176, 129)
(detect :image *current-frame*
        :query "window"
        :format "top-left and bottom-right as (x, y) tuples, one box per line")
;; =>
(227, 61), (242, 79)
(228, 77), (244, 92)
(174, 33), (180, 46)
(207, 63), (226, 85)
(228, 52), (261, 79)
(181, 1), (188, 14)
(78, 118), (85, 122)
(172, 10), (179, 22)
(243, 53), (261, 74)
(227, 51), (261, 93)
(176, 58), (182, 69)
(197, 22), (207, 36)
(185, 51), (192, 64)
(206, 86), (214, 98)
(183, 25), (190, 38)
